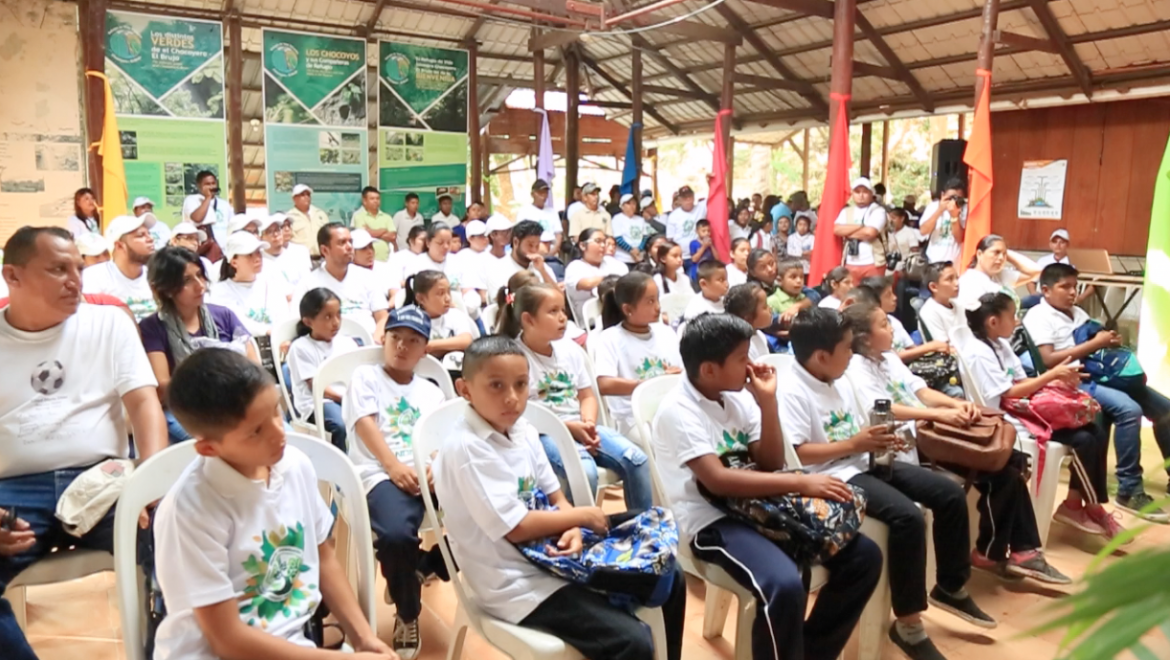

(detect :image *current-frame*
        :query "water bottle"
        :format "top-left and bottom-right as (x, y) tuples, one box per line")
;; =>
(868, 399), (894, 480)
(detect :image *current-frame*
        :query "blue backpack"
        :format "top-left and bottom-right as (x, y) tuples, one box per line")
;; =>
(1073, 321), (1146, 392)
(515, 488), (679, 608)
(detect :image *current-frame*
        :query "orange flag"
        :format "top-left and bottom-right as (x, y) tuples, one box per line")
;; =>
(85, 71), (128, 224)
(960, 69), (993, 271)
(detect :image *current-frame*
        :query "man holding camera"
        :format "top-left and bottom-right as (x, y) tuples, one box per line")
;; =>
(919, 178), (967, 265)
(833, 177), (889, 281)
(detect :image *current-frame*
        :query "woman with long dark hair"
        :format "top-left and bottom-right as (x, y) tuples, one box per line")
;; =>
(956, 234), (1042, 312)
(67, 188), (100, 237)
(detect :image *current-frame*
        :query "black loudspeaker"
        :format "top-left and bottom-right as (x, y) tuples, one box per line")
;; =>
(931, 139), (968, 195)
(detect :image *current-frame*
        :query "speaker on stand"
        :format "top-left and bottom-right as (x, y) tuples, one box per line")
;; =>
(931, 139), (969, 195)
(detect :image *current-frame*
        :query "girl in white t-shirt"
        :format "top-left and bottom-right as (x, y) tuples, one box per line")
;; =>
(387, 225), (427, 307)
(964, 292), (1124, 541)
(652, 239), (689, 296)
(501, 282), (653, 512)
(405, 222), (476, 300)
(818, 267), (853, 310)
(842, 301), (1071, 582)
(564, 228), (627, 322)
(495, 269), (589, 347)
(724, 282), (773, 360)
(288, 288), (360, 450)
(209, 232), (291, 336)
(403, 270), (477, 369)
(594, 271), (683, 434)
(727, 238), (750, 287)
(787, 215), (815, 274)
(854, 275), (951, 367)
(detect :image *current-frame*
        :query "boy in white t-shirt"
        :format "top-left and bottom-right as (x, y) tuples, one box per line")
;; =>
(433, 337), (685, 660)
(1024, 263), (1170, 521)
(153, 349), (395, 660)
(681, 260), (728, 324)
(344, 306), (448, 659)
(652, 314), (880, 660)
(783, 307), (994, 659)
(917, 261), (966, 343)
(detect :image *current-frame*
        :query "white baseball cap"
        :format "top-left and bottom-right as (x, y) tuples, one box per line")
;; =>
(292, 184), (313, 196)
(350, 228), (375, 250)
(851, 177), (875, 192)
(228, 214), (258, 235)
(486, 214), (513, 233)
(640, 196), (656, 211)
(222, 232), (269, 259)
(465, 220), (487, 237)
(540, 230), (556, 243)
(76, 232), (109, 257)
(1050, 229), (1070, 241)
(172, 221), (200, 236)
(131, 196), (154, 209)
(620, 193), (636, 206)
(257, 214), (282, 234)
(103, 214), (147, 243)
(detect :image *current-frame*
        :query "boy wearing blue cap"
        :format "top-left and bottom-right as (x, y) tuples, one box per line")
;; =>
(343, 305), (449, 659)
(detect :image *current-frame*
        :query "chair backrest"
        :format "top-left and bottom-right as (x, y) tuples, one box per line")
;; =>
(481, 303), (500, 334)
(522, 401), (595, 506)
(572, 341), (612, 428)
(659, 290), (693, 324)
(759, 352), (795, 375)
(340, 318), (374, 347)
(271, 319), (301, 416)
(948, 325), (988, 406)
(415, 354), (457, 400)
(115, 442), (200, 660)
(630, 375), (684, 511)
(313, 347), (384, 441)
(581, 297), (602, 334)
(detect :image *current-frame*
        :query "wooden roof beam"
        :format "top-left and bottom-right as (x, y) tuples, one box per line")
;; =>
(744, 0), (833, 19)
(1028, 0), (1093, 97)
(714, 3), (828, 117)
(627, 33), (733, 126)
(733, 72), (815, 94)
(852, 60), (899, 80)
(994, 29), (1059, 54)
(530, 31), (581, 51)
(641, 84), (714, 101)
(853, 9), (935, 112)
(577, 51), (680, 135)
(361, 0), (388, 34)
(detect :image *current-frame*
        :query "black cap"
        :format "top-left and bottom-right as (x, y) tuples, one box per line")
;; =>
(678, 185), (694, 197)
(532, 179), (550, 192)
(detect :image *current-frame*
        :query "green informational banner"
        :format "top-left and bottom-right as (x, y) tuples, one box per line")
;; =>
(377, 41), (468, 218)
(262, 29), (368, 221)
(105, 11), (227, 225)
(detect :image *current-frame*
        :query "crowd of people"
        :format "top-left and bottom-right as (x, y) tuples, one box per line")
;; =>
(0, 169), (1166, 660)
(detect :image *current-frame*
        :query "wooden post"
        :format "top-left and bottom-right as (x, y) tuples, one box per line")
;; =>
(79, 0), (108, 209)
(649, 147), (660, 206)
(227, 13), (246, 213)
(957, 113), (966, 139)
(802, 128), (810, 192)
(859, 122), (872, 179)
(482, 132), (492, 213)
(533, 40), (545, 110)
(468, 40), (482, 204)
(720, 43), (736, 190)
(975, 0), (1000, 106)
(829, 0), (855, 181)
(564, 47), (580, 212)
(880, 120), (890, 185)
(631, 48), (643, 190)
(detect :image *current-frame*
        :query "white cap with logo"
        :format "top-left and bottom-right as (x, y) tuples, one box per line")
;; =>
(103, 215), (147, 243)
(222, 232), (270, 259)
(76, 232), (110, 257)
(465, 220), (487, 237)
(485, 214), (513, 233)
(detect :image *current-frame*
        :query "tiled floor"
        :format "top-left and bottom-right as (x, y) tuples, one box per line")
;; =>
(22, 433), (1170, 660)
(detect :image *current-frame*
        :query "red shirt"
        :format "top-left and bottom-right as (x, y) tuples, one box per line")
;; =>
(0, 293), (130, 309)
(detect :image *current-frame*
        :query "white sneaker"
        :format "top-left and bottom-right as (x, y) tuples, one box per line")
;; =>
(393, 615), (421, 660)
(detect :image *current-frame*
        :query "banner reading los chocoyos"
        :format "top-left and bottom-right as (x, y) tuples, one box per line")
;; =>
(105, 10), (227, 226)
(262, 28), (369, 222)
(377, 42), (468, 219)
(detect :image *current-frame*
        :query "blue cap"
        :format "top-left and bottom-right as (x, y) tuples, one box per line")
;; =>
(385, 305), (431, 339)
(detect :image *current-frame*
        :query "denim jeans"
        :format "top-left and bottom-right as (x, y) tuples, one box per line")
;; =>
(164, 409), (192, 445)
(307, 401), (347, 452)
(1083, 382), (1170, 496)
(539, 426), (653, 512)
(0, 467), (117, 660)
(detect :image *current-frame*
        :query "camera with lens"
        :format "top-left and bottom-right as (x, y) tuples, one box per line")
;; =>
(947, 195), (967, 207)
(885, 250), (901, 269)
(210, 187), (221, 194)
(846, 238), (860, 257)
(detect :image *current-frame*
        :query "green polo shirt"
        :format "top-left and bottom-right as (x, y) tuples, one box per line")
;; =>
(351, 208), (396, 261)
(767, 288), (805, 315)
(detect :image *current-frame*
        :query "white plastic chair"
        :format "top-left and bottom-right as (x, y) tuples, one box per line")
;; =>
(758, 352), (795, 375)
(949, 325), (1068, 546)
(631, 375), (889, 660)
(313, 348), (455, 442)
(273, 319), (374, 430)
(481, 303), (500, 334)
(570, 342), (620, 493)
(114, 436), (378, 660)
(413, 399), (669, 660)
(658, 290), (693, 326)
(580, 297), (603, 334)
(8, 549), (115, 632)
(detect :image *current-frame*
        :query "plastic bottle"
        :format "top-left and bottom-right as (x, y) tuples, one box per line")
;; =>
(868, 399), (895, 480)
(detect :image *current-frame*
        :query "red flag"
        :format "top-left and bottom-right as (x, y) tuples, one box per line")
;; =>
(808, 94), (852, 286)
(961, 69), (994, 272)
(707, 109), (733, 263)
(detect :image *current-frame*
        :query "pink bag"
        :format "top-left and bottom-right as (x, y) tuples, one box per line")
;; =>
(1001, 381), (1102, 489)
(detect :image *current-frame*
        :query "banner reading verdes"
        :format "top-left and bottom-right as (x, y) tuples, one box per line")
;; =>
(262, 29), (369, 223)
(377, 42), (468, 219)
(105, 10), (227, 228)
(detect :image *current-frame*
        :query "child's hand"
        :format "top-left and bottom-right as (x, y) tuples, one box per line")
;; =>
(849, 426), (898, 453)
(796, 474), (853, 503)
(529, 253), (545, 269)
(924, 340), (950, 354)
(388, 462), (420, 496)
(353, 636), (399, 659)
(354, 652), (398, 660)
(664, 366), (683, 375)
(576, 506), (610, 535)
(567, 421), (600, 452)
(744, 363), (777, 403)
(630, 248), (642, 261)
(425, 464), (435, 489)
(780, 307), (799, 324)
(1049, 357), (1084, 384)
(932, 408), (971, 428)
(547, 528), (583, 557)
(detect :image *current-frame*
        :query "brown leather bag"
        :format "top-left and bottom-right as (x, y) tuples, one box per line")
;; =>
(915, 407), (1017, 473)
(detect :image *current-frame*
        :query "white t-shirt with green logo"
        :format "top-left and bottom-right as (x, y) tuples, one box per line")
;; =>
(343, 365), (447, 493)
(153, 446), (333, 660)
(593, 322), (682, 434)
(291, 264), (389, 338)
(519, 339), (591, 422)
(81, 260), (158, 322)
(208, 273), (291, 336)
(778, 361), (867, 482)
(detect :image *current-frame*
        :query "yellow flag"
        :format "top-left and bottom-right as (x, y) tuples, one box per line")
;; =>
(85, 71), (128, 224)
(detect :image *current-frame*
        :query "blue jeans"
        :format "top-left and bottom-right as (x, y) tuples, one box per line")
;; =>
(1083, 382), (1170, 496)
(0, 467), (117, 660)
(366, 480), (446, 623)
(164, 409), (192, 445)
(307, 401), (346, 452)
(539, 426), (653, 512)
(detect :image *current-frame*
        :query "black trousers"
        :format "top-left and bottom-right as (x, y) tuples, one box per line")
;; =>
(520, 566), (687, 660)
(850, 462), (970, 617)
(970, 457), (1042, 561)
(1052, 424), (1110, 505)
(366, 480), (445, 622)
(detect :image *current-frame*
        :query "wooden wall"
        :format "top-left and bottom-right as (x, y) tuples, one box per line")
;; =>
(486, 108), (629, 158)
(989, 98), (1170, 257)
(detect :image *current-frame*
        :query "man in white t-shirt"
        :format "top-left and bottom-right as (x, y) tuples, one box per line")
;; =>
(291, 223), (389, 344)
(82, 214), (158, 321)
(181, 170), (231, 249)
(393, 193), (425, 252)
(833, 177), (889, 282)
(516, 179), (563, 253)
(919, 180), (967, 265)
(133, 196), (172, 247)
(0, 226), (166, 659)
(485, 220), (556, 302)
(431, 193), (460, 228)
(666, 186), (703, 264)
(1026, 229), (1095, 304)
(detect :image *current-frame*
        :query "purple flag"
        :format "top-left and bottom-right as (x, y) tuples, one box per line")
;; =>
(536, 108), (555, 210)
